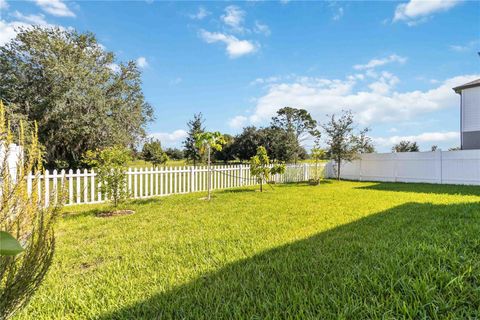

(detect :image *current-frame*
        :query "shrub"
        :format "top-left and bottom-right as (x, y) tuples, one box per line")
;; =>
(83, 146), (131, 208)
(250, 146), (285, 192)
(142, 139), (169, 166)
(0, 101), (60, 319)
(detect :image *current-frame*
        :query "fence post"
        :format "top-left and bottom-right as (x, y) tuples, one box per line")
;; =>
(303, 163), (308, 181)
(44, 169), (49, 207)
(190, 166), (195, 192)
(68, 169), (73, 204)
(76, 168), (81, 204)
(52, 169), (58, 205)
(239, 164), (243, 187)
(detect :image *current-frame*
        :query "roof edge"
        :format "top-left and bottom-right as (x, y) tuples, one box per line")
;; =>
(453, 79), (480, 94)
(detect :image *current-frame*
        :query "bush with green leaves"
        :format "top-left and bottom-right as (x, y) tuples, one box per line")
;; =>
(83, 146), (131, 208)
(0, 101), (60, 319)
(310, 147), (326, 184)
(250, 146), (285, 192)
(142, 139), (169, 166)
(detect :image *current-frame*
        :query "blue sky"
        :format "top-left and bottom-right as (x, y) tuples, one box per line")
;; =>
(1, 0), (479, 152)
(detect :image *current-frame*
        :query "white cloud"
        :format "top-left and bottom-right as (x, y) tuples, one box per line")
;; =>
(354, 54), (407, 70)
(228, 115), (248, 129)
(0, 20), (24, 46)
(170, 77), (182, 85)
(189, 7), (210, 20)
(332, 7), (344, 21)
(199, 29), (257, 58)
(11, 11), (48, 25)
(136, 56), (148, 68)
(373, 131), (459, 147)
(0, 0), (8, 10)
(35, 0), (75, 17)
(250, 76), (284, 86)
(149, 130), (188, 147)
(0, 8), (62, 46)
(243, 73), (479, 127)
(221, 5), (245, 32)
(254, 21), (270, 36)
(107, 63), (121, 73)
(393, 0), (461, 25)
(449, 40), (479, 52)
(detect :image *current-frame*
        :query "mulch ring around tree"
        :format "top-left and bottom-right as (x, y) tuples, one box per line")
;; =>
(96, 209), (135, 218)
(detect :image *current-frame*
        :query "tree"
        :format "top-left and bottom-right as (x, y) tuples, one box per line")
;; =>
(195, 132), (226, 200)
(351, 128), (376, 154)
(164, 148), (184, 160)
(431, 145), (439, 152)
(0, 101), (60, 319)
(270, 107), (320, 163)
(183, 113), (205, 166)
(213, 134), (236, 163)
(231, 126), (266, 161)
(249, 146), (285, 192)
(0, 27), (153, 168)
(322, 110), (370, 180)
(142, 139), (169, 166)
(82, 146), (131, 208)
(310, 146), (326, 184)
(392, 141), (420, 153)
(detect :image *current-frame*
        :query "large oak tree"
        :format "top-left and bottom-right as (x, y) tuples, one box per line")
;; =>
(0, 27), (153, 167)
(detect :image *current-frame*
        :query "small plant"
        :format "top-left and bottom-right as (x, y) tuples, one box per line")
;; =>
(195, 132), (226, 200)
(250, 146), (285, 192)
(142, 139), (169, 166)
(0, 101), (60, 319)
(310, 147), (326, 185)
(83, 146), (131, 208)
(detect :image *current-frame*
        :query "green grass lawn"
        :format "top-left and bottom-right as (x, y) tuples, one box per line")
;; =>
(14, 181), (480, 319)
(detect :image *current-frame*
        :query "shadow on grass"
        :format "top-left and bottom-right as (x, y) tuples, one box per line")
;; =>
(98, 201), (480, 319)
(62, 208), (103, 220)
(356, 182), (480, 197)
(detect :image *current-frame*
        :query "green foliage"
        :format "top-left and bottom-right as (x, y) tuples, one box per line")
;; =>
(352, 128), (376, 154)
(0, 231), (24, 256)
(0, 27), (153, 167)
(82, 146), (131, 207)
(0, 101), (60, 319)
(194, 131), (226, 154)
(310, 147), (326, 183)
(322, 110), (372, 180)
(249, 146), (285, 192)
(141, 139), (169, 166)
(183, 113), (205, 166)
(271, 107), (320, 163)
(164, 148), (184, 160)
(13, 181), (480, 319)
(392, 140), (420, 153)
(213, 134), (236, 163)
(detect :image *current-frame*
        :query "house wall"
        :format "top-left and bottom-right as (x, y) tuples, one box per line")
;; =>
(461, 86), (480, 150)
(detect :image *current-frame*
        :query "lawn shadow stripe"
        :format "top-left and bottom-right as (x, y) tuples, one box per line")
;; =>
(97, 201), (480, 319)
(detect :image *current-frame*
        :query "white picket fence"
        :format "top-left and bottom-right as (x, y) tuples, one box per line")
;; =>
(325, 149), (480, 185)
(30, 164), (320, 206)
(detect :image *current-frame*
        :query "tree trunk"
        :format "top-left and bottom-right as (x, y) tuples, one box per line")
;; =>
(260, 179), (263, 192)
(337, 158), (341, 180)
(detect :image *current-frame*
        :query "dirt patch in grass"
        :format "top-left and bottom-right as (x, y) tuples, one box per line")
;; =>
(96, 209), (135, 218)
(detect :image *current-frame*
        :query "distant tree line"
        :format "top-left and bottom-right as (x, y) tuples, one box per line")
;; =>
(2, 25), (452, 173)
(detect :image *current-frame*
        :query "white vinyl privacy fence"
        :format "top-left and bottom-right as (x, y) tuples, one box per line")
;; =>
(325, 149), (480, 185)
(31, 164), (320, 206)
